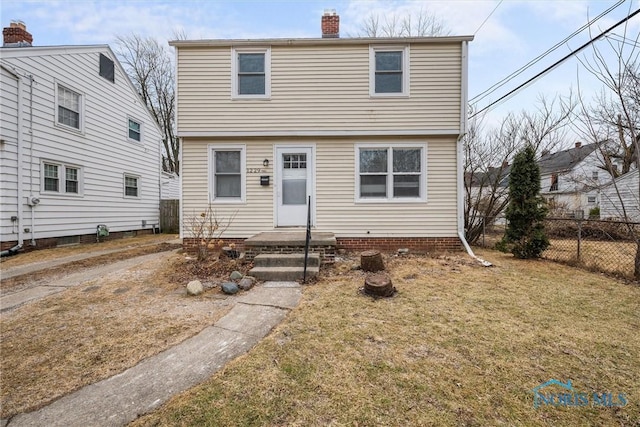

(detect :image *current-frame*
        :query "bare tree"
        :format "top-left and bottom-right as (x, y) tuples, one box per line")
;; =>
(573, 25), (640, 278)
(356, 7), (450, 37)
(116, 34), (180, 175)
(465, 96), (573, 244)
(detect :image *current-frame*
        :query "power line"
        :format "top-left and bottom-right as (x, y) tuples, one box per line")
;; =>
(470, 0), (625, 104)
(474, 0), (503, 35)
(470, 8), (640, 119)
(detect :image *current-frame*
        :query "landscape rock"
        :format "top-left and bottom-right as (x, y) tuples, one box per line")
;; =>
(186, 280), (204, 296)
(221, 282), (240, 295)
(238, 277), (255, 291)
(230, 271), (243, 281)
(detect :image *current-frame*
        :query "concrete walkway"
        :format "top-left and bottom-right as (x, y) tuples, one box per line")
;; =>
(3, 281), (302, 427)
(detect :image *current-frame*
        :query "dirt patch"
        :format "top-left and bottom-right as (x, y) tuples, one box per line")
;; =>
(0, 251), (252, 419)
(1, 242), (182, 292)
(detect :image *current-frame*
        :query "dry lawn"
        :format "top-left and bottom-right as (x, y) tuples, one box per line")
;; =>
(132, 250), (640, 427)
(543, 238), (637, 279)
(1, 250), (251, 419)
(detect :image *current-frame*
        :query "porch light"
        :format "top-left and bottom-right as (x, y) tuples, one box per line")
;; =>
(263, 159), (269, 167)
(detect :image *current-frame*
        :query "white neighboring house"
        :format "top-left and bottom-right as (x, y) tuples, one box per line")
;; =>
(600, 169), (640, 222)
(0, 22), (162, 252)
(539, 142), (619, 218)
(160, 171), (180, 200)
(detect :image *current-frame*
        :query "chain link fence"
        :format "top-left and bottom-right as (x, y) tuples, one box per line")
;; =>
(543, 218), (639, 280)
(477, 217), (639, 281)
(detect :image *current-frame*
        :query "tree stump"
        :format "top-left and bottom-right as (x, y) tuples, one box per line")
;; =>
(364, 272), (395, 297)
(360, 250), (385, 272)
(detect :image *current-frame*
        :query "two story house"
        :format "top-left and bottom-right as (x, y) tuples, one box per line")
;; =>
(0, 22), (162, 252)
(170, 12), (473, 252)
(539, 142), (620, 218)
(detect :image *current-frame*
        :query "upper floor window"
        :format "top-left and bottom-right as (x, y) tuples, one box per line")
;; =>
(592, 171), (599, 180)
(42, 161), (82, 195)
(370, 46), (409, 97)
(356, 144), (425, 202)
(99, 53), (115, 83)
(57, 84), (83, 130)
(231, 47), (271, 99)
(128, 118), (142, 142)
(550, 174), (559, 191)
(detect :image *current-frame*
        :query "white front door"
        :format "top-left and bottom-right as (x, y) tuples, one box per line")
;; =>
(276, 146), (313, 227)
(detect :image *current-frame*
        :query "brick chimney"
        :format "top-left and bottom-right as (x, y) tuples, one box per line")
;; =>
(3, 21), (33, 47)
(321, 9), (339, 38)
(575, 141), (582, 148)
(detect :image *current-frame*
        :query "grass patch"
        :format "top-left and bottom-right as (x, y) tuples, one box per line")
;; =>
(132, 250), (640, 426)
(0, 252), (248, 418)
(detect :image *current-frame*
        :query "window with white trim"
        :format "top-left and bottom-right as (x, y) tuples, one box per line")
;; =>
(588, 196), (597, 204)
(42, 161), (82, 195)
(124, 174), (139, 197)
(209, 145), (246, 202)
(357, 145), (425, 201)
(370, 46), (409, 97)
(592, 171), (599, 180)
(128, 118), (142, 142)
(232, 47), (271, 99)
(56, 84), (82, 130)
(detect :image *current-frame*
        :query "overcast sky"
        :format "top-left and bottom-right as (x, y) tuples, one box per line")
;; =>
(2, 0), (639, 145)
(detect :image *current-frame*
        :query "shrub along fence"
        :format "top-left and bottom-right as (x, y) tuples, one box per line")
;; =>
(542, 218), (639, 280)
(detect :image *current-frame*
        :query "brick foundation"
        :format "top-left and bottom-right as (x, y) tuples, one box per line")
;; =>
(1, 229), (155, 252)
(336, 237), (462, 253)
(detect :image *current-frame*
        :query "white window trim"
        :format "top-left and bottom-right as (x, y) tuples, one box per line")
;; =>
(208, 144), (246, 203)
(231, 47), (271, 100)
(41, 160), (84, 197)
(354, 143), (427, 203)
(369, 45), (410, 98)
(127, 116), (143, 143)
(123, 173), (141, 199)
(54, 81), (85, 133)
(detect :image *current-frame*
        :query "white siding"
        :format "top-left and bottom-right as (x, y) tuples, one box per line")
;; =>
(0, 67), (20, 240)
(601, 170), (640, 221)
(160, 172), (181, 200)
(0, 47), (162, 244)
(176, 42), (462, 134)
(182, 137), (458, 238)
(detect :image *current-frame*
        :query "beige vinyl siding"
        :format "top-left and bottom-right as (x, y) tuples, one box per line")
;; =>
(182, 137), (457, 238)
(176, 42), (462, 133)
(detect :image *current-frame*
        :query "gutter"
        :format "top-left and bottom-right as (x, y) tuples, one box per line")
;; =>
(456, 41), (491, 267)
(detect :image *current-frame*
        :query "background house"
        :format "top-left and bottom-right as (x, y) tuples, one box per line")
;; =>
(0, 22), (163, 251)
(538, 142), (616, 218)
(600, 169), (640, 222)
(170, 11), (473, 252)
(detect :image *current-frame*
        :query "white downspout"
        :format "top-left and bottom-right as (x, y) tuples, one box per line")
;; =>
(456, 40), (491, 267)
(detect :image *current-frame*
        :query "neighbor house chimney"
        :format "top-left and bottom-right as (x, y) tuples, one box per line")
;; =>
(575, 142), (582, 148)
(3, 21), (32, 47)
(321, 9), (339, 38)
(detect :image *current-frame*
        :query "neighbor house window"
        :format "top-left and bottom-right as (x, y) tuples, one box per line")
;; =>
(124, 174), (139, 197)
(357, 145), (425, 201)
(99, 53), (115, 83)
(550, 174), (559, 191)
(209, 145), (246, 202)
(592, 171), (599, 180)
(370, 46), (409, 97)
(56, 84), (82, 130)
(232, 47), (271, 99)
(588, 196), (597, 204)
(128, 118), (141, 142)
(42, 161), (82, 195)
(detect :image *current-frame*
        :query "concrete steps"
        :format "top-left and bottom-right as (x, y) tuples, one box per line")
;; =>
(249, 253), (320, 281)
